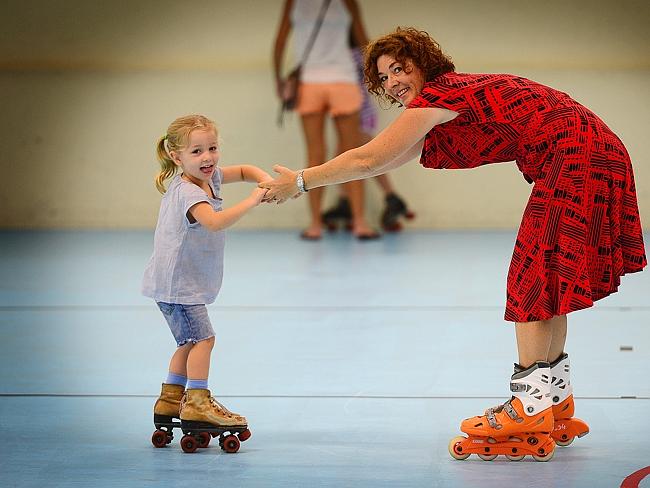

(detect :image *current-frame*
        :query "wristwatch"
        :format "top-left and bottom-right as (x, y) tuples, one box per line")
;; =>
(296, 170), (308, 193)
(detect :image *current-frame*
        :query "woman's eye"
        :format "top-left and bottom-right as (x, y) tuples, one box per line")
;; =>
(380, 76), (387, 83)
(393, 66), (402, 74)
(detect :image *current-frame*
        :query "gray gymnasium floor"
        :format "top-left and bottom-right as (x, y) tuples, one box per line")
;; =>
(0, 230), (648, 488)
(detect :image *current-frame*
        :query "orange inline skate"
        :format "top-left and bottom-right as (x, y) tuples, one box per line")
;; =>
(550, 353), (589, 446)
(449, 362), (556, 462)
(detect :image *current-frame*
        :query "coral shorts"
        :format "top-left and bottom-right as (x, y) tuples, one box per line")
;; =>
(296, 82), (362, 117)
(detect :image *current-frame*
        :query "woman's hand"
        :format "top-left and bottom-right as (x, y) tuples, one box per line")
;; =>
(259, 165), (300, 204)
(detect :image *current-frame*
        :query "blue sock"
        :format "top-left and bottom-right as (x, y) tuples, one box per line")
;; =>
(165, 372), (187, 387)
(187, 379), (209, 390)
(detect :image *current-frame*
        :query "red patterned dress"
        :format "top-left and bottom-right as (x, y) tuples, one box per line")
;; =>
(408, 73), (646, 322)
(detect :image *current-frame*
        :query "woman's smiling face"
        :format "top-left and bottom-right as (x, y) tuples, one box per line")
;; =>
(377, 54), (425, 106)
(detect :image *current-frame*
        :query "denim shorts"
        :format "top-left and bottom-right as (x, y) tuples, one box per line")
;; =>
(156, 302), (215, 347)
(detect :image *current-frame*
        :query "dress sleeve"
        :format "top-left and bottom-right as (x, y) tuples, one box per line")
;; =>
(407, 83), (469, 118)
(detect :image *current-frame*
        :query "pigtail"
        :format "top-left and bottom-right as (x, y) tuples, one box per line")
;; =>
(155, 136), (178, 194)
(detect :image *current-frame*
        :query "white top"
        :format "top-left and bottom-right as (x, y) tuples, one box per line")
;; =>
(290, 0), (357, 84)
(142, 170), (225, 305)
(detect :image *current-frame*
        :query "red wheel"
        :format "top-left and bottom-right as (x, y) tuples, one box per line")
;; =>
(383, 222), (403, 232)
(180, 435), (198, 453)
(238, 429), (252, 442)
(197, 432), (211, 448)
(221, 435), (241, 453)
(405, 211), (415, 220)
(151, 430), (168, 448)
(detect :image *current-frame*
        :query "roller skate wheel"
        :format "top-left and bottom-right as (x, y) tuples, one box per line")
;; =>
(405, 211), (415, 220)
(151, 430), (168, 448)
(197, 432), (211, 448)
(383, 222), (403, 232)
(448, 436), (470, 460)
(478, 453), (497, 461)
(505, 454), (525, 461)
(532, 449), (554, 462)
(180, 435), (198, 453)
(222, 434), (241, 454)
(555, 437), (574, 447)
(238, 429), (252, 442)
(325, 223), (338, 232)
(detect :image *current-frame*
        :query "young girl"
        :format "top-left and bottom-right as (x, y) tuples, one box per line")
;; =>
(143, 114), (268, 453)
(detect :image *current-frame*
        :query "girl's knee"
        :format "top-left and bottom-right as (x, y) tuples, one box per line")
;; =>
(198, 336), (215, 348)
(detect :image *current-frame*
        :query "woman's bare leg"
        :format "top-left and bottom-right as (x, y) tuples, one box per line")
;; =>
(300, 112), (327, 238)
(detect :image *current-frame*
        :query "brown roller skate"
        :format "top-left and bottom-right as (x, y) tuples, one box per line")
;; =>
(151, 383), (185, 448)
(178, 388), (252, 454)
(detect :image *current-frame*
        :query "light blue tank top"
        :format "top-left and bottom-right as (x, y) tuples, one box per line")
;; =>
(142, 169), (225, 304)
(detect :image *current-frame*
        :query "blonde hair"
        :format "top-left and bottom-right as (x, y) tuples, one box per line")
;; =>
(155, 114), (218, 194)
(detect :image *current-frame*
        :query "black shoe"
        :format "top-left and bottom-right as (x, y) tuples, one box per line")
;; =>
(322, 197), (352, 232)
(381, 193), (415, 232)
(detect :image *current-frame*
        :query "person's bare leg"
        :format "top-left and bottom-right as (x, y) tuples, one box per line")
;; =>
(515, 320), (553, 368)
(168, 342), (193, 376)
(300, 113), (327, 238)
(515, 314), (569, 368)
(333, 112), (376, 236)
(186, 336), (215, 380)
(548, 314), (567, 363)
(374, 173), (394, 194)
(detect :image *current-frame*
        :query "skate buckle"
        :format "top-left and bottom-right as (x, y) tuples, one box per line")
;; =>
(510, 382), (526, 392)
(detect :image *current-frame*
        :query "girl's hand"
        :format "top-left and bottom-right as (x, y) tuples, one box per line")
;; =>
(249, 187), (268, 206)
(258, 165), (300, 204)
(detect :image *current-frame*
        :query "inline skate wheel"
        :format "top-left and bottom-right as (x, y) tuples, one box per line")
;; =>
(180, 435), (198, 453)
(555, 437), (574, 447)
(448, 436), (470, 460)
(478, 453), (497, 461)
(506, 454), (525, 461)
(532, 450), (554, 462)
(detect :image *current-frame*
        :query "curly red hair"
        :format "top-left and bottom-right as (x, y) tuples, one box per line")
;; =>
(364, 27), (455, 105)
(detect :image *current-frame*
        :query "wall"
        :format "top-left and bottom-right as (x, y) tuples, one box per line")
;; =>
(1, 0), (648, 229)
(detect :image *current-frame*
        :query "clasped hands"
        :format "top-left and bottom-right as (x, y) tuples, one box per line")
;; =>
(258, 165), (302, 204)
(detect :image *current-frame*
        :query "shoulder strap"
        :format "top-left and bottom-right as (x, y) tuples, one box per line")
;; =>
(299, 0), (332, 65)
